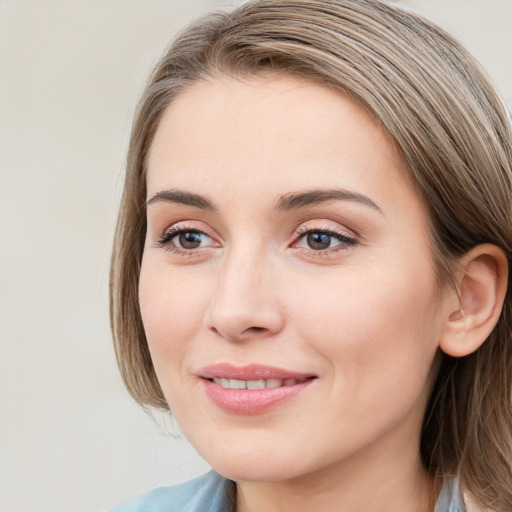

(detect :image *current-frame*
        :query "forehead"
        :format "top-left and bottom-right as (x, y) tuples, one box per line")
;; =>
(146, 74), (418, 216)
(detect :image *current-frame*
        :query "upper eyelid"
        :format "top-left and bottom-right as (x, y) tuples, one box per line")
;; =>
(153, 220), (203, 239)
(296, 225), (349, 234)
(161, 220), (215, 236)
(295, 220), (357, 238)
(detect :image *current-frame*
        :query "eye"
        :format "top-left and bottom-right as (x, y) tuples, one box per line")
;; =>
(155, 226), (215, 252)
(174, 230), (211, 249)
(294, 227), (356, 254)
(304, 232), (337, 250)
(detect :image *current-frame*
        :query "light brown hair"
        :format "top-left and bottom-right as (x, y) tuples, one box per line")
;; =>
(110, 1), (512, 509)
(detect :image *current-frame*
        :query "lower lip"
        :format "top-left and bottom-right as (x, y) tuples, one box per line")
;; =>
(201, 379), (314, 415)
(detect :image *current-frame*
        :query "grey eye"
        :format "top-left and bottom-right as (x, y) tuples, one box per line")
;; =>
(178, 231), (203, 249)
(172, 231), (212, 249)
(306, 232), (333, 250)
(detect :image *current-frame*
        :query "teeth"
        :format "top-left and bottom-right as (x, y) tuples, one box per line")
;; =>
(230, 379), (246, 390)
(266, 379), (282, 389)
(212, 378), (303, 390)
(247, 379), (266, 390)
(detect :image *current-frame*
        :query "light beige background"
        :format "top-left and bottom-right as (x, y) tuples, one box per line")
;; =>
(0, 1), (510, 511)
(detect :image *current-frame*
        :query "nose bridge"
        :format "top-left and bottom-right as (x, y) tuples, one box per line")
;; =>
(220, 243), (260, 298)
(205, 240), (283, 341)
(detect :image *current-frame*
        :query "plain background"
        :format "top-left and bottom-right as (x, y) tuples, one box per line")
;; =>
(0, 1), (510, 511)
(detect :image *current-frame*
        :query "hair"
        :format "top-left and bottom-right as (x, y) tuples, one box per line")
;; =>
(110, 0), (512, 509)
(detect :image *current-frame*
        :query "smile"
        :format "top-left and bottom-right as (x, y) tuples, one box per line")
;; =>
(198, 363), (317, 414)
(211, 377), (309, 390)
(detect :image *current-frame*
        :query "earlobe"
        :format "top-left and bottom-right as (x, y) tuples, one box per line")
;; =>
(439, 244), (508, 358)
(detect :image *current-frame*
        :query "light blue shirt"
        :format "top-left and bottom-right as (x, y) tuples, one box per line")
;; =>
(109, 472), (234, 512)
(109, 471), (466, 512)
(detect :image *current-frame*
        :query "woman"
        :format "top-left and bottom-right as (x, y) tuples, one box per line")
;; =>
(109, 0), (512, 510)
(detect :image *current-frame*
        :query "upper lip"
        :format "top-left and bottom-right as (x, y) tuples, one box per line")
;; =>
(198, 363), (316, 381)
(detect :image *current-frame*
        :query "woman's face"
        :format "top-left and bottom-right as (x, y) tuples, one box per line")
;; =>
(140, 75), (451, 482)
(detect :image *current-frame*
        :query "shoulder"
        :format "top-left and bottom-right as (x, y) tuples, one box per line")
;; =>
(108, 471), (235, 512)
(436, 478), (490, 512)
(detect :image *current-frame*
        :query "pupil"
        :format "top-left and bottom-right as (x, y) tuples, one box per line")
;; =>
(307, 232), (331, 250)
(179, 231), (202, 249)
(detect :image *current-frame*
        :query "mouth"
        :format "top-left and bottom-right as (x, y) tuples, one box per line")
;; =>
(198, 362), (316, 381)
(208, 376), (312, 390)
(197, 363), (317, 415)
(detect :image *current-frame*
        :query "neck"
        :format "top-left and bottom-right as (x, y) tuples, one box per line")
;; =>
(235, 440), (438, 512)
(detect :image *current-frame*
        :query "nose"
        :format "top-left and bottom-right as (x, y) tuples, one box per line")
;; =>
(204, 248), (285, 342)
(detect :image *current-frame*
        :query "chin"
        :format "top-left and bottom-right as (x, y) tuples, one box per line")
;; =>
(206, 442), (323, 484)
(209, 456), (306, 483)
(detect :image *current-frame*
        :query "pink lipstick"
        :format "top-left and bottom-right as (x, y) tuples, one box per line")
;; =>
(198, 363), (316, 415)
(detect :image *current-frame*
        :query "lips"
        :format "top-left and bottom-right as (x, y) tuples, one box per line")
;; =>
(198, 363), (317, 415)
(211, 377), (308, 390)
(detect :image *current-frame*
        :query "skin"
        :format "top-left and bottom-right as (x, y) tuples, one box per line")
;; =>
(139, 75), (458, 512)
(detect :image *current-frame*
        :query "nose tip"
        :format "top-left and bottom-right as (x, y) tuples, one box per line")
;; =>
(204, 255), (285, 342)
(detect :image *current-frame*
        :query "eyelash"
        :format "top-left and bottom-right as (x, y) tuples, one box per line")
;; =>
(154, 225), (212, 255)
(154, 224), (357, 257)
(294, 226), (357, 256)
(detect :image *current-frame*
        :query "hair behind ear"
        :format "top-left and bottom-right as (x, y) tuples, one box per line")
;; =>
(422, 246), (511, 509)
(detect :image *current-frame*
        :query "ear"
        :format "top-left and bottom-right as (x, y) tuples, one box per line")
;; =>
(439, 244), (508, 358)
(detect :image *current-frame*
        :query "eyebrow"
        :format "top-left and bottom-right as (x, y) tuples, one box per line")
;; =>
(146, 187), (382, 214)
(146, 189), (216, 210)
(274, 188), (382, 213)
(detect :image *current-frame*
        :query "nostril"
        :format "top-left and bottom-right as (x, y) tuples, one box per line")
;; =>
(245, 326), (266, 334)
(209, 324), (269, 341)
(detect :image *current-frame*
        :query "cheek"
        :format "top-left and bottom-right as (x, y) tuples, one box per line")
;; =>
(290, 261), (443, 390)
(138, 259), (210, 379)
(284, 266), (443, 458)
